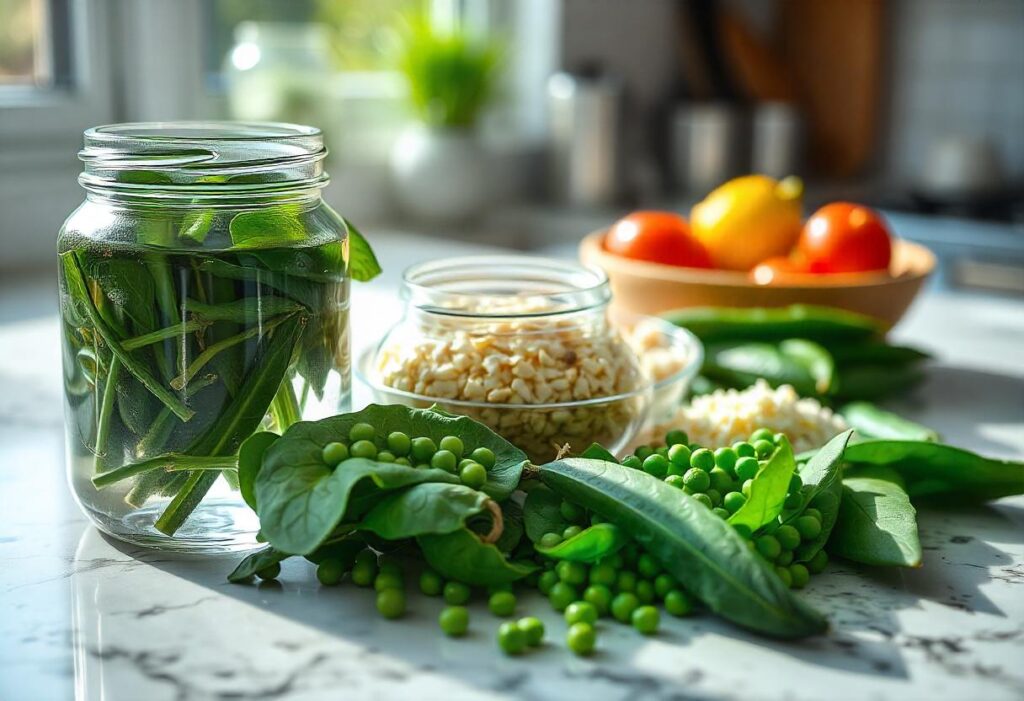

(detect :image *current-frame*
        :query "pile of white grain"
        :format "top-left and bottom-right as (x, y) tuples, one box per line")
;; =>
(667, 379), (847, 453)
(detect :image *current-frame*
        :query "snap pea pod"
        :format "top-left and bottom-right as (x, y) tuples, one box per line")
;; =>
(534, 522), (627, 562)
(829, 342), (931, 366)
(539, 458), (827, 638)
(703, 343), (817, 397)
(663, 305), (882, 344)
(842, 440), (1024, 503)
(779, 339), (835, 395)
(840, 402), (939, 442)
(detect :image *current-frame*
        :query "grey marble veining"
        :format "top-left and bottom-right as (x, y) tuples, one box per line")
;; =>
(1, 233), (1023, 701)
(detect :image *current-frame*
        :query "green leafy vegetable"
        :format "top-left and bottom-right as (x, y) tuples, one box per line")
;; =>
(229, 205), (307, 249)
(418, 528), (536, 586)
(790, 430), (853, 562)
(340, 218), (382, 282)
(523, 484), (569, 543)
(227, 545), (290, 583)
(534, 522), (627, 562)
(238, 431), (280, 510)
(358, 483), (492, 540)
(840, 402), (939, 442)
(830, 466), (922, 568)
(581, 443), (618, 462)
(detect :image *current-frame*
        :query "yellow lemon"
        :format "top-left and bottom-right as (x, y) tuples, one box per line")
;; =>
(690, 175), (804, 271)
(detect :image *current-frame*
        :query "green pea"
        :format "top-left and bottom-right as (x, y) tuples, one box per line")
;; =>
(806, 549), (829, 574)
(708, 466), (733, 492)
(562, 525), (583, 540)
(616, 570), (637, 593)
(565, 601), (598, 626)
(374, 572), (403, 592)
(634, 445), (655, 460)
(705, 488), (722, 507)
(776, 524), (801, 550)
(755, 535), (782, 560)
(656, 446), (669, 458)
(439, 605), (469, 637)
(590, 513), (605, 525)
(538, 570), (559, 595)
(753, 439), (775, 459)
(692, 493), (713, 509)
(689, 448), (716, 471)
(621, 455), (643, 469)
(410, 436), (437, 462)
(548, 582), (577, 612)
(354, 548), (376, 566)
(789, 563), (810, 589)
(539, 532), (563, 549)
(560, 500), (585, 523)
(349, 422), (376, 443)
(587, 562), (615, 587)
(776, 550), (794, 566)
(750, 427), (774, 443)
(637, 553), (660, 578)
(414, 463), (431, 470)
(351, 560), (376, 587)
(621, 544), (639, 566)
(667, 443), (691, 472)
(429, 449), (456, 472)
(321, 442), (349, 466)
(350, 440), (377, 460)
(654, 573), (674, 598)
(735, 456), (759, 481)
(378, 555), (402, 576)
(556, 560), (587, 586)
(712, 506), (730, 519)
(784, 491), (804, 510)
(610, 592), (640, 623)
(583, 584), (613, 615)
(664, 589), (693, 617)
(489, 591), (517, 617)
(316, 558), (345, 586)
(443, 581), (471, 605)
(683, 467), (711, 493)
(795, 515), (822, 540)
(732, 441), (756, 459)
(459, 462), (488, 489)
(635, 579), (656, 604)
(566, 622), (596, 656)
(605, 553), (625, 569)
(741, 479), (754, 497)
(376, 588), (405, 619)
(517, 616), (545, 647)
(775, 566), (793, 588)
(394, 457), (411, 466)
(466, 446), (495, 468)
(803, 507), (822, 522)
(419, 569), (443, 596)
(632, 605), (660, 635)
(256, 562), (281, 580)
(431, 435), (461, 459)
(642, 454), (670, 479)
(665, 429), (688, 446)
(376, 450), (396, 463)
(713, 446), (737, 472)
(664, 474), (686, 489)
(386, 431), (411, 456)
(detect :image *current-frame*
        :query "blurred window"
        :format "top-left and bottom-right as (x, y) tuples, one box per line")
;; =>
(0, 0), (72, 90)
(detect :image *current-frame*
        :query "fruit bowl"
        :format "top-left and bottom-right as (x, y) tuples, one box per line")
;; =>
(579, 231), (936, 329)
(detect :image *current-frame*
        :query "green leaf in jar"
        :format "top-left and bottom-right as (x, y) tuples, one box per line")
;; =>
(539, 457), (827, 638)
(417, 528), (537, 587)
(534, 522), (627, 562)
(728, 437), (796, 533)
(829, 466), (922, 568)
(229, 205), (307, 249)
(339, 218), (381, 282)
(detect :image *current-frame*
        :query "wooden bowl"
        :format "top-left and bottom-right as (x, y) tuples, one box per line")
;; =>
(579, 232), (936, 329)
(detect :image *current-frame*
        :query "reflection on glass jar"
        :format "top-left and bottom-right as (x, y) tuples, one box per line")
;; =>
(59, 122), (351, 552)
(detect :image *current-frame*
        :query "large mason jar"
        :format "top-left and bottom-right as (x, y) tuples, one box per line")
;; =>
(59, 122), (352, 551)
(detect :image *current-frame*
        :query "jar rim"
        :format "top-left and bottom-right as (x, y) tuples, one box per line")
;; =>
(401, 256), (611, 318)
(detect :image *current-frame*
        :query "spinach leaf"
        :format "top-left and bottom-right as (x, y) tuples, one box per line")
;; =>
(839, 402), (939, 442)
(229, 205), (307, 249)
(830, 466), (921, 568)
(256, 454), (459, 555)
(335, 215), (381, 282)
(523, 484), (569, 543)
(493, 499), (524, 554)
(789, 430), (853, 562)
(358, 483), (491, 540)
(534, 522), (627, 562)
(540, 458), (827, 638)
(581, 443), (618, 461)
(238, 431), (280, 510)
(418, 528), (536, 587)
(842, 440), (1024, 503)
(228, 545), (291, 583)
(728, 437), (796, 532)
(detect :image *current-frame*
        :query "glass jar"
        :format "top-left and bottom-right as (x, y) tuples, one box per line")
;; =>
(59, 122), (351, 552)
(361, 257), (651, 462)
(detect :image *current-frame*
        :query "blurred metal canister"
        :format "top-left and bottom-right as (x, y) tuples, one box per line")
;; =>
(671, 102), (746, 196)
(547, 71), (623, 207)
(751, 102), (803, 179)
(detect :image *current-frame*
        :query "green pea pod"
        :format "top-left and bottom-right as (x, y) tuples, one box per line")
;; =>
(663, 304), (881, 344)
(831, 364), (924, 401)
(829, 466), (922, 568)
(829, 342), (931, 366)
(539, 458), (827, 638)
(839, 402), (939, 442)
(729, 437), (796, 532)
(523, 484), (570, 543)
(787, 430), (854, 562)
(842, 440), (1024, 503)
(228, 545), (291, 583)
(534, 522), (627, 562)
(779, 339), (835, 395)
(704, 343), (817, 396)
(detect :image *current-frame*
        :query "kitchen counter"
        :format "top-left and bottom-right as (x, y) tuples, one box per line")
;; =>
(2, 233), (1023, 701)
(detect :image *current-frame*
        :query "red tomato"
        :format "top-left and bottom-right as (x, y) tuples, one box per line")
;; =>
(604, 211), (712, 268)
(750, 255), (810, 285)
(798, 203), (893, 274)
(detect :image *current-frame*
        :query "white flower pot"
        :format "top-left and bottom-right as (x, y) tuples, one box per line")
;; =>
(390, 125), (488, 223)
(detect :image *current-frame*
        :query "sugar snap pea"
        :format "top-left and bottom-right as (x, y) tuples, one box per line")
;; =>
(703, 343), (817, 397)
(663, 305), (881, 344)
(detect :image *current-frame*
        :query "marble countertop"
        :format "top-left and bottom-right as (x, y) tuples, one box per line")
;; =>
(2, 233), (1023, 701)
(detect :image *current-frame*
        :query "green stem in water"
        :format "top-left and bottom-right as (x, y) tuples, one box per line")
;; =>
(122, 319), (209, 351)
(186, 297), (302, 323)
(170, 314), (293, 391)
(94, 453), (238, 489)
(270, 376), (302, 432)
(94, 356), (123, 471)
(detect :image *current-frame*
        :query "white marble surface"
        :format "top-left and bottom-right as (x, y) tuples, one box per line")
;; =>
(2, 233), (1023, 701)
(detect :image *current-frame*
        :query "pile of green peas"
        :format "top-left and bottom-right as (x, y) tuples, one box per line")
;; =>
(320, 422), (496, 490)
(624, 427), (830, 587)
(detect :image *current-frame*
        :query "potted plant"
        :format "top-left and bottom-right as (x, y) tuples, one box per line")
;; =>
(390, 16), (500, 223)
